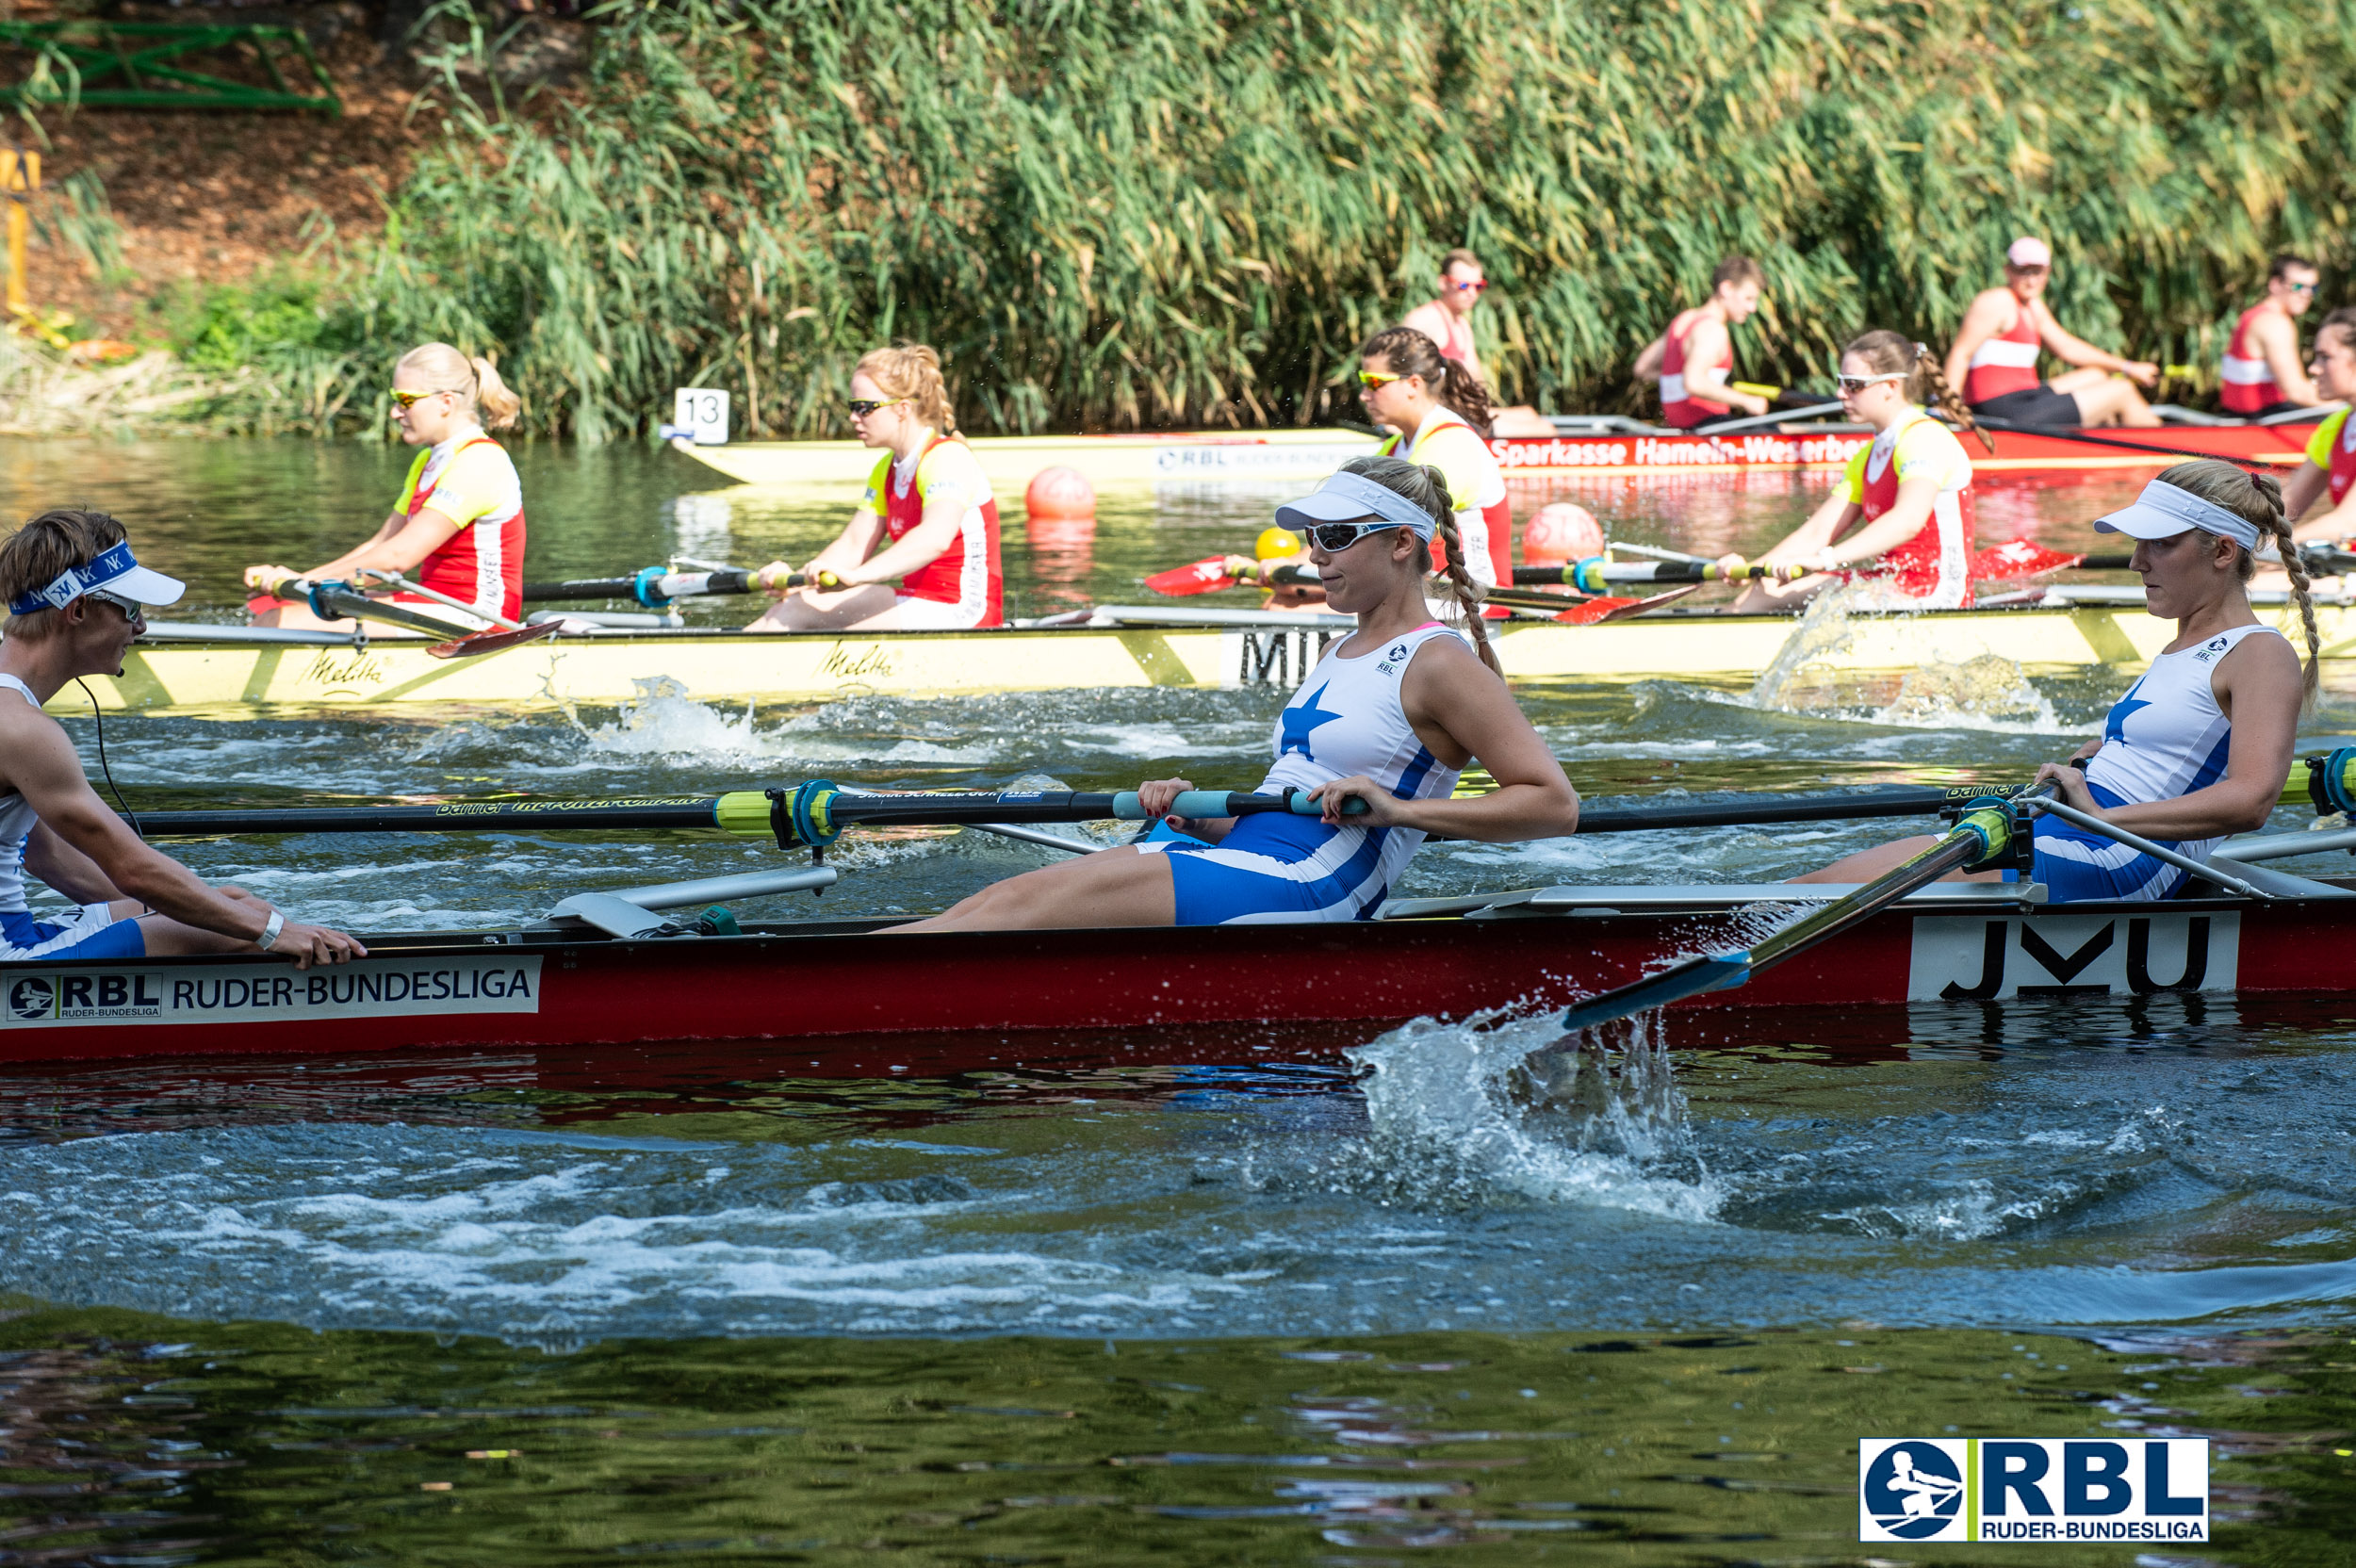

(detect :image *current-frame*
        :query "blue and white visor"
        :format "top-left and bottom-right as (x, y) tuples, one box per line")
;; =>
(1274, 471), (1436, 541)
(2093, 479), (2261, 552)
(8, 542), (186, 616)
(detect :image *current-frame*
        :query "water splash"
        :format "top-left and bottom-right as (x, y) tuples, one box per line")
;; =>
(1738, 583), (2071, 731)
(1868, 653), (2066, 731)
(1744, 581), (1867, 710)
(583, 677), (768, 760)
(1334, 1012), (1717, 1220)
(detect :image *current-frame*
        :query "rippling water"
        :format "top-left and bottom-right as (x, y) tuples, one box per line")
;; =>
(1, 440), (2351, 1562)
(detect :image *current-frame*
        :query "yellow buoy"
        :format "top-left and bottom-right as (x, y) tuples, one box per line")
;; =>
(1255, 526), (1302, 561)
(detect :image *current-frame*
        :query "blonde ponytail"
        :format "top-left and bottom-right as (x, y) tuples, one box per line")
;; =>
(471, 357), (520, 431)
(394, 342), (520, 431)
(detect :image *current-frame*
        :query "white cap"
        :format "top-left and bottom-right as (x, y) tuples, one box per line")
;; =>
(2006, 237), (2053, 269)
(2094, 478), (2260, 552)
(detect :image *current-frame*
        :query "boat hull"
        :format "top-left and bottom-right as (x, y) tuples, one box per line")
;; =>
(69, 598), (2356, 715)
(675, 421), (2323, 492)
(0, 885), (2347, 1064)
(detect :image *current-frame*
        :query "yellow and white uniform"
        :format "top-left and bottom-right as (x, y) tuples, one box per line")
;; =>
(396, 428), (527, 623)
(1833, 409), (1975, 610)
(1376, 406), (1511, 588)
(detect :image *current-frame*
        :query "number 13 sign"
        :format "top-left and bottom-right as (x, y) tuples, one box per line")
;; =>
(671, 388), (730, 445)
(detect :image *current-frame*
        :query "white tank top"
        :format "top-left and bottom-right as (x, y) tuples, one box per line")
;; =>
(2086, 621), (2284, 862)
(1258, 623), (1465, 885)
(0, 675), (46, 914)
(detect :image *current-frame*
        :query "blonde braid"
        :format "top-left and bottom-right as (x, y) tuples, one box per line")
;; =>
(1430, 496), (1503, 677)
(1910, 340), (1990, 455)
(2254, 476), (2321, 709)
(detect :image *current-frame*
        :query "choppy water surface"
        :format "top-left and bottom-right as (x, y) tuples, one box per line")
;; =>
(2, 440), (2353, 1562)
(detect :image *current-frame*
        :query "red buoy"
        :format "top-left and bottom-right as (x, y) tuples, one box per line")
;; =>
(1521, 501), (1605, 565)
(1024, 465), (1097, 520)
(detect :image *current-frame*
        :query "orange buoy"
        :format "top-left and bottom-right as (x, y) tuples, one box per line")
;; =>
(1521, 501), (1605, 565)
(1024, 465), (1096, 520)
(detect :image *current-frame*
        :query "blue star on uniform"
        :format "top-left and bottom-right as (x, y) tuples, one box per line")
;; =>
(2103, 691), (2152, 745)
(1279, 683), (1343, 759)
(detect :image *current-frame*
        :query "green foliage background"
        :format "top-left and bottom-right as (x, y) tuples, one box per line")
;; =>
(207, 0), (2356, 436)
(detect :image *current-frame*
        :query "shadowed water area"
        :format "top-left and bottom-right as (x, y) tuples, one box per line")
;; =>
(0, 439), (2352, 1561)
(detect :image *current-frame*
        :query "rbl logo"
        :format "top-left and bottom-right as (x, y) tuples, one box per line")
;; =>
(1860, 1438), (2207, 1544)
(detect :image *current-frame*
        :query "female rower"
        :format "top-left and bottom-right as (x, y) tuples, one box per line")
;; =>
(243, 344), (525, 632)
(747, 345), (1002, 630)
(895, 456), (1580, 931)
(1259, 327), (1509, 608)
(1718, 332), (1981, 612)
(1800, 460), (2316, 903)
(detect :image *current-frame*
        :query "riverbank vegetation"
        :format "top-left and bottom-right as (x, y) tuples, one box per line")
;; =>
(11, 0), (2356, 438)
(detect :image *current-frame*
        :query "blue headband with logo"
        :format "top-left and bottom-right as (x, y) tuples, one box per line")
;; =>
(8, 541), (185, 615)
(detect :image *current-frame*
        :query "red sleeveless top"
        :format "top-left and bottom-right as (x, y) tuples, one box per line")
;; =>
(1660, 308), (1732, 428)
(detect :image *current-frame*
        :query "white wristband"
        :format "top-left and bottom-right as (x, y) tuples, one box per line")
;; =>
(256, 909), (285, 952)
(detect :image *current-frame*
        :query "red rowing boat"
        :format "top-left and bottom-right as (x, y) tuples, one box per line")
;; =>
(3, 880), (2348, 1065)
(1492, 420), (2323, 479)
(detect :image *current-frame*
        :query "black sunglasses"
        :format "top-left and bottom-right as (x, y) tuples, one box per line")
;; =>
(846, 398), (907, 416)
(1304, 518), (1403, 552)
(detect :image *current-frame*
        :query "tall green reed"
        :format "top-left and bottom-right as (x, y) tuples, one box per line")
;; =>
(166, 0), (2356, 436)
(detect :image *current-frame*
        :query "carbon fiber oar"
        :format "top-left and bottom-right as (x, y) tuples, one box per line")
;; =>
(260, 577), (558, 658)
(519, 565), (882, 607)
(124, 782), (1366, 844)
(1555, 781), (2057, 1033)
(1508, 561), (1808, 589)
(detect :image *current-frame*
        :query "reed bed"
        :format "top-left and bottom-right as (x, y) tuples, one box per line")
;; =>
(117, 0), (2356, 436)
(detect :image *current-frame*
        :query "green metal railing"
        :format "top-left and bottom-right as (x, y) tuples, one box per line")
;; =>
(0, 21), (340, 115)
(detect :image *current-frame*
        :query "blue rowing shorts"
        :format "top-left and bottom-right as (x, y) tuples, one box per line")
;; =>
(1143, 810), (1395, 925)
(0, 905), (145, 961)
(2004, 814), (2193, 904)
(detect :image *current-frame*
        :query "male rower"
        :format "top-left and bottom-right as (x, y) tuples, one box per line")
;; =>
(0, 508), (364, 967)
(1632, 255), (1769, 428)
(2219, 254), (2325, 419)
(1943, 237), (2161, 428)
(1399, 247), (1550, 435)
(1400, 248), (1493, 386)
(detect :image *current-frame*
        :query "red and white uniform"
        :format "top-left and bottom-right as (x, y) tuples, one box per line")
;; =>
(2304, 409), (2356, 506)
(862, 437), (1003, 628)
(1963, 302), (2042, 403)
(1834, 408), (1975, 609)
(1377, 406), (1512, 589)
(1660, 308), (1732, 428)
(2219, 303), (2282, 415)
(1400, 302), (1478, 367)
(397, 429), (525, 624)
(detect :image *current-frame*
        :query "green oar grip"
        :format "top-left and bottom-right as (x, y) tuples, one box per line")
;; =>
(1952, 797), (2019, 872)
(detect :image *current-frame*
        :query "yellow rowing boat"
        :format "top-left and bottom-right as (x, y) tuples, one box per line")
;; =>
(61, 598), (2356, 717)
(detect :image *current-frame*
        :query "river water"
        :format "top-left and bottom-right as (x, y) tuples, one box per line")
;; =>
(0, 439), (2351, 1563)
